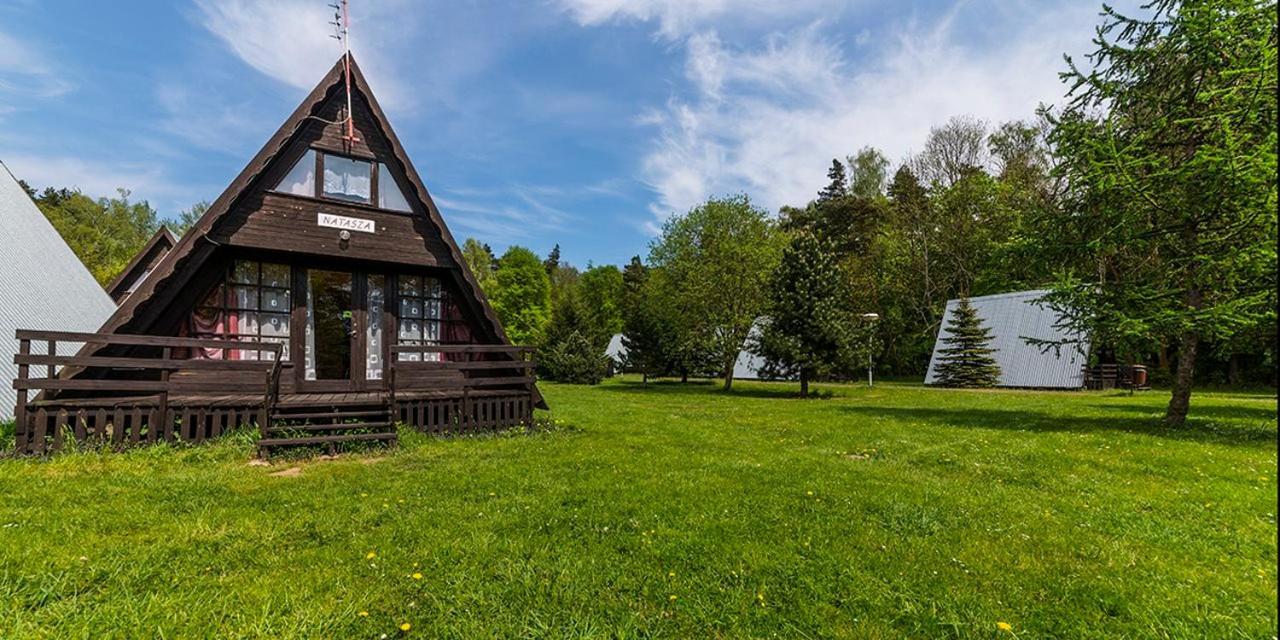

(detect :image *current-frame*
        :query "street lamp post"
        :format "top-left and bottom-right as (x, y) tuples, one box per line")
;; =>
(860, 313), (880, 388)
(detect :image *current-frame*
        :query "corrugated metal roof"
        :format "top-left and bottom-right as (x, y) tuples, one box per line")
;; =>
(0, 161), (117, 420)
(924, 289), (1089, 389)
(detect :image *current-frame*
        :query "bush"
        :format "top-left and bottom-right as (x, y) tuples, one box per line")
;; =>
(539, 330), (608, 385)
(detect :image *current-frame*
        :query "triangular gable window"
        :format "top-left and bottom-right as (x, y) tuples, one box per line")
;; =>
(274, 150), (316, 196)
(378, 163), (412, 212)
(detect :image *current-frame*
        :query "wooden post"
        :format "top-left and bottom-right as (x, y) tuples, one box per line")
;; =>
(14, 338), (30, 453)
(158, 347), (171, 443)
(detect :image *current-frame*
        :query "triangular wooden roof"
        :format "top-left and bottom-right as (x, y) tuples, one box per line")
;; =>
(100, 54), (503, 339)
(104, 225), (177, 303)
(90, 53), (538, 404)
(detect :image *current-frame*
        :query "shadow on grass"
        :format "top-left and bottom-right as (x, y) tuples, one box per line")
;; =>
(840, 405), (1277, 448)
(599, 378), (834, 400)
(1092, 402), (1278, 423)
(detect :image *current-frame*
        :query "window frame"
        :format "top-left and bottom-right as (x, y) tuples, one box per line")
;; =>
(192, 259), (293, 361)
(272, 147), (415, 214)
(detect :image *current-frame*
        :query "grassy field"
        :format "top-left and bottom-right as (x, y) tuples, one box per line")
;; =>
(0, 380), (1275, 638)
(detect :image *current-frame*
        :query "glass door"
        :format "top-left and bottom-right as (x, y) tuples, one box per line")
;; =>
(305, 270), (354, 383)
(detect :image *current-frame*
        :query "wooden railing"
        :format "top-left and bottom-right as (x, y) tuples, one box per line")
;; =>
(12, 330), (282, 454)
(387, 344), (537, 432)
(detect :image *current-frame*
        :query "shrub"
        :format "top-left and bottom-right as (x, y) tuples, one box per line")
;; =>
(539, 330), (608, 385)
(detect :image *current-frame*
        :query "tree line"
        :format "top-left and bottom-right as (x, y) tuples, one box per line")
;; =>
(473, 0), (1276, 427)
(18, 0), (1275, 426)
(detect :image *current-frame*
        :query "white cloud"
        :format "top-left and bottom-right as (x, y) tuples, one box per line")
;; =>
(557, 0), (844, 39)
(0, 29), (73, 102)
(628, 3), (1102, 221)
(3, 152), (209, 214)
(192, 0), (410, 110)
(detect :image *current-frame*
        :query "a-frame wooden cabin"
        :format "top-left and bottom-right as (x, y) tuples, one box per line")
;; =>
(12, 54), (541, 456)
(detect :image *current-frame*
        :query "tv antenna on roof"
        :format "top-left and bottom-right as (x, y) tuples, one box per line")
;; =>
(328, 0), (358, 143)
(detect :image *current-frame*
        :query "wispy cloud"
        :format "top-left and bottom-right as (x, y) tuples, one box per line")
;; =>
(3, 152), (211, 215)
(192, 0), (411, 111)
(556, 0), (846, 39)
(573, 2), (1104, 223)
(0, 29), (73, 104)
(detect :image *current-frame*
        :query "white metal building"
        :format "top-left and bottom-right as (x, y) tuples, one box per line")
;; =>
(925, 289), (1089, 389)
(0, 161), (118, 420)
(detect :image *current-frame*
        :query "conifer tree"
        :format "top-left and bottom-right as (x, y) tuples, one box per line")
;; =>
(933, 296), (1001, 388)
(816, 159), (849, 202)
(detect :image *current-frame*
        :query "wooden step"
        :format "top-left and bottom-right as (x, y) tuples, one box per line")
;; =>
(258, 432), (398, 448)
(267, 422), (393, 433)
(270, 410), (389, 421)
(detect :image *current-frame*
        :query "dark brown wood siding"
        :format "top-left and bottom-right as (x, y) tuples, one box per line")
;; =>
(214, 192), (456, 268)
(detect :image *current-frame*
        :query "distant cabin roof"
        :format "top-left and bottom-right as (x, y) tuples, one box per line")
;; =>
(0, 160), (117, 419)
(925, 289), (1089, 389)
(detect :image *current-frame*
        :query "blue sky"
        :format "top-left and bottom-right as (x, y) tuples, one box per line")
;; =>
(0, 0), (1114, 268)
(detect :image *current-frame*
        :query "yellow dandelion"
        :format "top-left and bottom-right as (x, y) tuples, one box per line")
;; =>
(997, 621), (1013, 632)
(400, 621), (412, 631)
(806, 491), (814, 496)
(358, 611), (369, 617)
(668, 594), (677, 601)
(411, 572), (423, 580)
(366, 551), (377, 560)
(667, 571), (675, 577)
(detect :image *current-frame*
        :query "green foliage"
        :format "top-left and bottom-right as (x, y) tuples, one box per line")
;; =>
(1039, 0), (1277, 424)
(32, 187), (160, 285)
(461, 238), (497, 295)
(538, 329), (609, 384)
(173, 200), (209, 237)
(755, 232), (863, 395)
(932, 296), (1002, 388)
(847, 146), (890, 199)
(649, 194), (783, 389)
(489, 246), (551, 345)
(0, 381), (1274, 637)
(577, 264), (624, 349)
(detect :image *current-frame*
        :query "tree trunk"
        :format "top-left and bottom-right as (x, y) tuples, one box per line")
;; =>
(799, 368), (809, 398)
(1164, 331), (1198, 426)
(723, 367), (734, 391)
(1227, 354), (1240, 386)
(642, 372), (648, 385)
(680, 370), (688, 383)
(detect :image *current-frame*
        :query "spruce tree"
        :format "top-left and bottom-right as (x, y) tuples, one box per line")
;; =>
(816, 159), (849, 202)
(933, 296), (1001, 388)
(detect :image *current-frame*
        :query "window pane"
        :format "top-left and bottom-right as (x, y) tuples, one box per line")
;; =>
(424, 297), (441, 320)
(261, 263), (290, 289)
(322, 154), (372, 203)
(230, 286), (259, 310)
(232, 261), (258, 284)
(261, 288), (290, 313)
(367, 275), (384, 380)
(400, 297), (422, 319)
(261, 313), (290, 338)
(399, 275), (421, 297)
(399, 319), (422, 341)
(377, 163), (412, 212)
(424, 320), (440, 343)
(274, 150), (315, 196)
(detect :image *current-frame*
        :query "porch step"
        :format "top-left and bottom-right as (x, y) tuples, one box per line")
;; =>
(257, 432), (398, 447)
(267, 421), (393, 434)
(258, 402), (397, 458)
(270, 410), (388, 421)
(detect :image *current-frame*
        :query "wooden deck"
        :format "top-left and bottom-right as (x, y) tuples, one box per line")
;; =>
(12, 331), (538, 455)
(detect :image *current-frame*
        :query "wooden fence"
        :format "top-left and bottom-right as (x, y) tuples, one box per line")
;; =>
(11, 330), (281, 454)
(388, 344), (536, 432)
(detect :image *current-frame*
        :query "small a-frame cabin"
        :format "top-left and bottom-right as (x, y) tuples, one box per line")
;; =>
(104, 226), (177, 304)
(11, 54), (542, 456)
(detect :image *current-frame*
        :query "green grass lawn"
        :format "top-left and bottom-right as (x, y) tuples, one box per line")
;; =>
(0, 380), (1275, 638)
